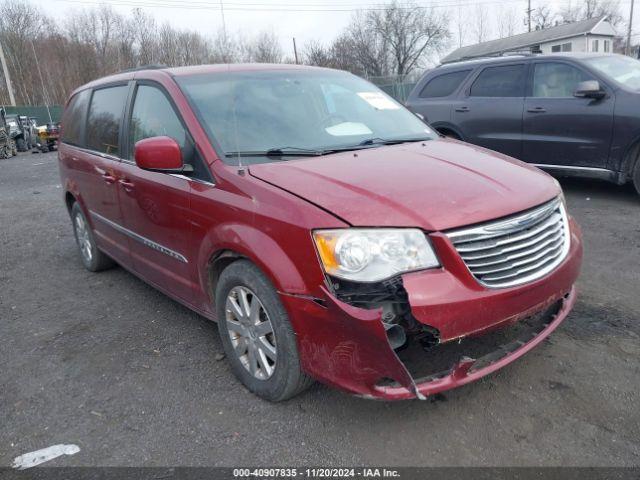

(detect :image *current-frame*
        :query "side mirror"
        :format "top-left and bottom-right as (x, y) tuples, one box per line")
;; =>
(134, 136), (183, 172)
(574, 80), (605, 99)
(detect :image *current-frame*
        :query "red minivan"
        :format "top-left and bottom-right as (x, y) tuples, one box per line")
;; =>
(59, 64), (583, 401)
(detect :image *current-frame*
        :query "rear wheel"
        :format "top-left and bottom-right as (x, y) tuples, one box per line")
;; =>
(216, 260), (314, 401)
(71, 202), (115, 272)
(634, 160), (640, 196)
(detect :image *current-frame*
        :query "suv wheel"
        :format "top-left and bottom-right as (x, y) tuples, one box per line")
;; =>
(71, 202), (115, 272)
(16, 137), (26, 151)
(215, 260), (314, 401)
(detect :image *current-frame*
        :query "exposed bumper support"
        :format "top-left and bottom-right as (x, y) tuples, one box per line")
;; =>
(281, 219), (582, 400)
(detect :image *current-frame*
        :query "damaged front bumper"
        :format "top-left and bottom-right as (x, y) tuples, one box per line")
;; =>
(280, 218), (582, 400)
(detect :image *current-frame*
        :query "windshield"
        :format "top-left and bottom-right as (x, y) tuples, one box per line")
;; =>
(584, 55), (640, 90)
(176, 69), (436, 163)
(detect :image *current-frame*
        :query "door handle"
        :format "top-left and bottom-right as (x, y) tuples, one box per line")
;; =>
(102, 173), (117, 184)
(119, 179), (135, 192)
(455, 106), (470, 112)
(527, 107), (546, 113)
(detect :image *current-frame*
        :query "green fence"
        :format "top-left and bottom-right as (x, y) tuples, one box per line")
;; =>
(378, 83), (416, 103)
(3, 105), (63, 125)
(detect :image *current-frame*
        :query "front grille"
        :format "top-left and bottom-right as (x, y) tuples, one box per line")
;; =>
(446, 198), (570, 288)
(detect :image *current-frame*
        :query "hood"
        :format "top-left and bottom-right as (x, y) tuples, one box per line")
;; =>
(249, 139), (560, 231)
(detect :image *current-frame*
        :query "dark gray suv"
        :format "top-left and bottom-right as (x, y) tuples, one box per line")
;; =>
(406, 53), (640, 195)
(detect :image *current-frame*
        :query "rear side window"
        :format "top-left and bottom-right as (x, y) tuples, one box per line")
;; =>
(470, 65), (526, 97)
(420, 70), (470, 98)
(61, 90), (90, 146)
(86, 85), (129, 156)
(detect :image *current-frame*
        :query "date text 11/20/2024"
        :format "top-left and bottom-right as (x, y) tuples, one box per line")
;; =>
(233, 468), (400, 478)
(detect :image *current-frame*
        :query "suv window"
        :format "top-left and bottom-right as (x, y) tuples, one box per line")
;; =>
(129, 84), (212, 182)
(61, 89), (91, 146)
(420, 70), (470, 98)
(86, 85), (129, 156)
(532, 62), (593, 98)
(129, 85), (186, 151)
(470, 64), (526, 97)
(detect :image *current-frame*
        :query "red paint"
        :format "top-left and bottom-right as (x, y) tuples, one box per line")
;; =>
(134, 136), (183, 171)
(59, 64), (583, 400)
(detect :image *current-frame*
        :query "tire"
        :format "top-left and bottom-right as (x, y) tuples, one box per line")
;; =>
(216, 260), (314, 401)
(439, 129), (461, 140)
(634, 159), (640, 196)
(70, 202), (115, 272)
(16, 137), (26, 152)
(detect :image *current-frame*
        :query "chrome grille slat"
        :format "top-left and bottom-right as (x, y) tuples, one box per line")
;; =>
(470, 242), (565, 275)
(446, 198), (570, 288)
(459, 224), (563, 260)
(464, 235), (564, 268)
(481, 253), (562, 282)
(455, 212), (562, 253)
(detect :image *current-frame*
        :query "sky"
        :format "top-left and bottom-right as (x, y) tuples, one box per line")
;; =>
(44, 0), (637, 61)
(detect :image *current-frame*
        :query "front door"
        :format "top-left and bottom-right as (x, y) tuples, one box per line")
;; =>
(117, 83), (200, 303)
(522, 61), (614, 168)
(452, 63), (527, 159)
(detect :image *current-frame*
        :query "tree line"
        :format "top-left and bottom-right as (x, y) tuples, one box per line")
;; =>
(0, 0), (627, 107)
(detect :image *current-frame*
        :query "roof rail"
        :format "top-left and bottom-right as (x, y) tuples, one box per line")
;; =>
(442, 51), (542, 65)
(119, 64), (168, 73)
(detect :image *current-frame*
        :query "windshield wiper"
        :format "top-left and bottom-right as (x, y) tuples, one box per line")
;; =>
(323, 137), (432, 154)
(358, 137), (431, 146)
(225, 147), (325, 157)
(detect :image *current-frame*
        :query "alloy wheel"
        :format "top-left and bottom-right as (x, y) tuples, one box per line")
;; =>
(225, 286), (277, 380)
(74, 213), (93, 263)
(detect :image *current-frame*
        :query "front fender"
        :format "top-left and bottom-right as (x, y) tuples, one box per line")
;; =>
(197, 221), (311, 302)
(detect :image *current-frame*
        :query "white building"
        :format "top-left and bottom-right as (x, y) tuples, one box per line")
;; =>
(442, 16), (617, 64)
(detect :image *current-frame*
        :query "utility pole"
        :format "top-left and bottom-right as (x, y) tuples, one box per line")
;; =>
(219, 0), (227, 43)
(527, 0), (532, 32)
(0, 40), (16, 107)
(293, 37), (299, 64)
(627, 0), (635, 56)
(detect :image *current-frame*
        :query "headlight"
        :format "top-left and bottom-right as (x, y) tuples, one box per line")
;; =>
(313, 228), (440, 282)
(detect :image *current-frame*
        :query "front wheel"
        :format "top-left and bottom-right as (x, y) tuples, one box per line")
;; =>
(216, 260), (314, 401)
(70, 202), (115, 272)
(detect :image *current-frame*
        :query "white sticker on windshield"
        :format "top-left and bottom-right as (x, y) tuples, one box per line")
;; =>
(325, 122), (373, 136)
(357, 92), (401, 110)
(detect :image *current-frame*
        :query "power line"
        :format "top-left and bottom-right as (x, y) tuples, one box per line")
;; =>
(55, 0), (581, 12)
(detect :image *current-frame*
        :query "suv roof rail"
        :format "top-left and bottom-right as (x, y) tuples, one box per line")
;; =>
(442, 51), (541, 65)
(119, 64), (168, 73)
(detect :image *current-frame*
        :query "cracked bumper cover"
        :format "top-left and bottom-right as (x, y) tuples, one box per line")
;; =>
(281, 218), (583, 400)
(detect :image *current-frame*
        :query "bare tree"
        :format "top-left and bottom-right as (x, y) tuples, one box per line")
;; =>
(303, 40), (334, 67)
(558, 0), (623, 26)
(242, 31), (283, 63)
(473, 4), (489, 43)
(453, 7), (467, 47)
(497, 6), (520, 38)
(368, 0), (449, 75)
(532, 5), (557, 30)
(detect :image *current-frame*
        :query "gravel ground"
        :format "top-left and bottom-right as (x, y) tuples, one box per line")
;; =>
(1, 151), (639, 467)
